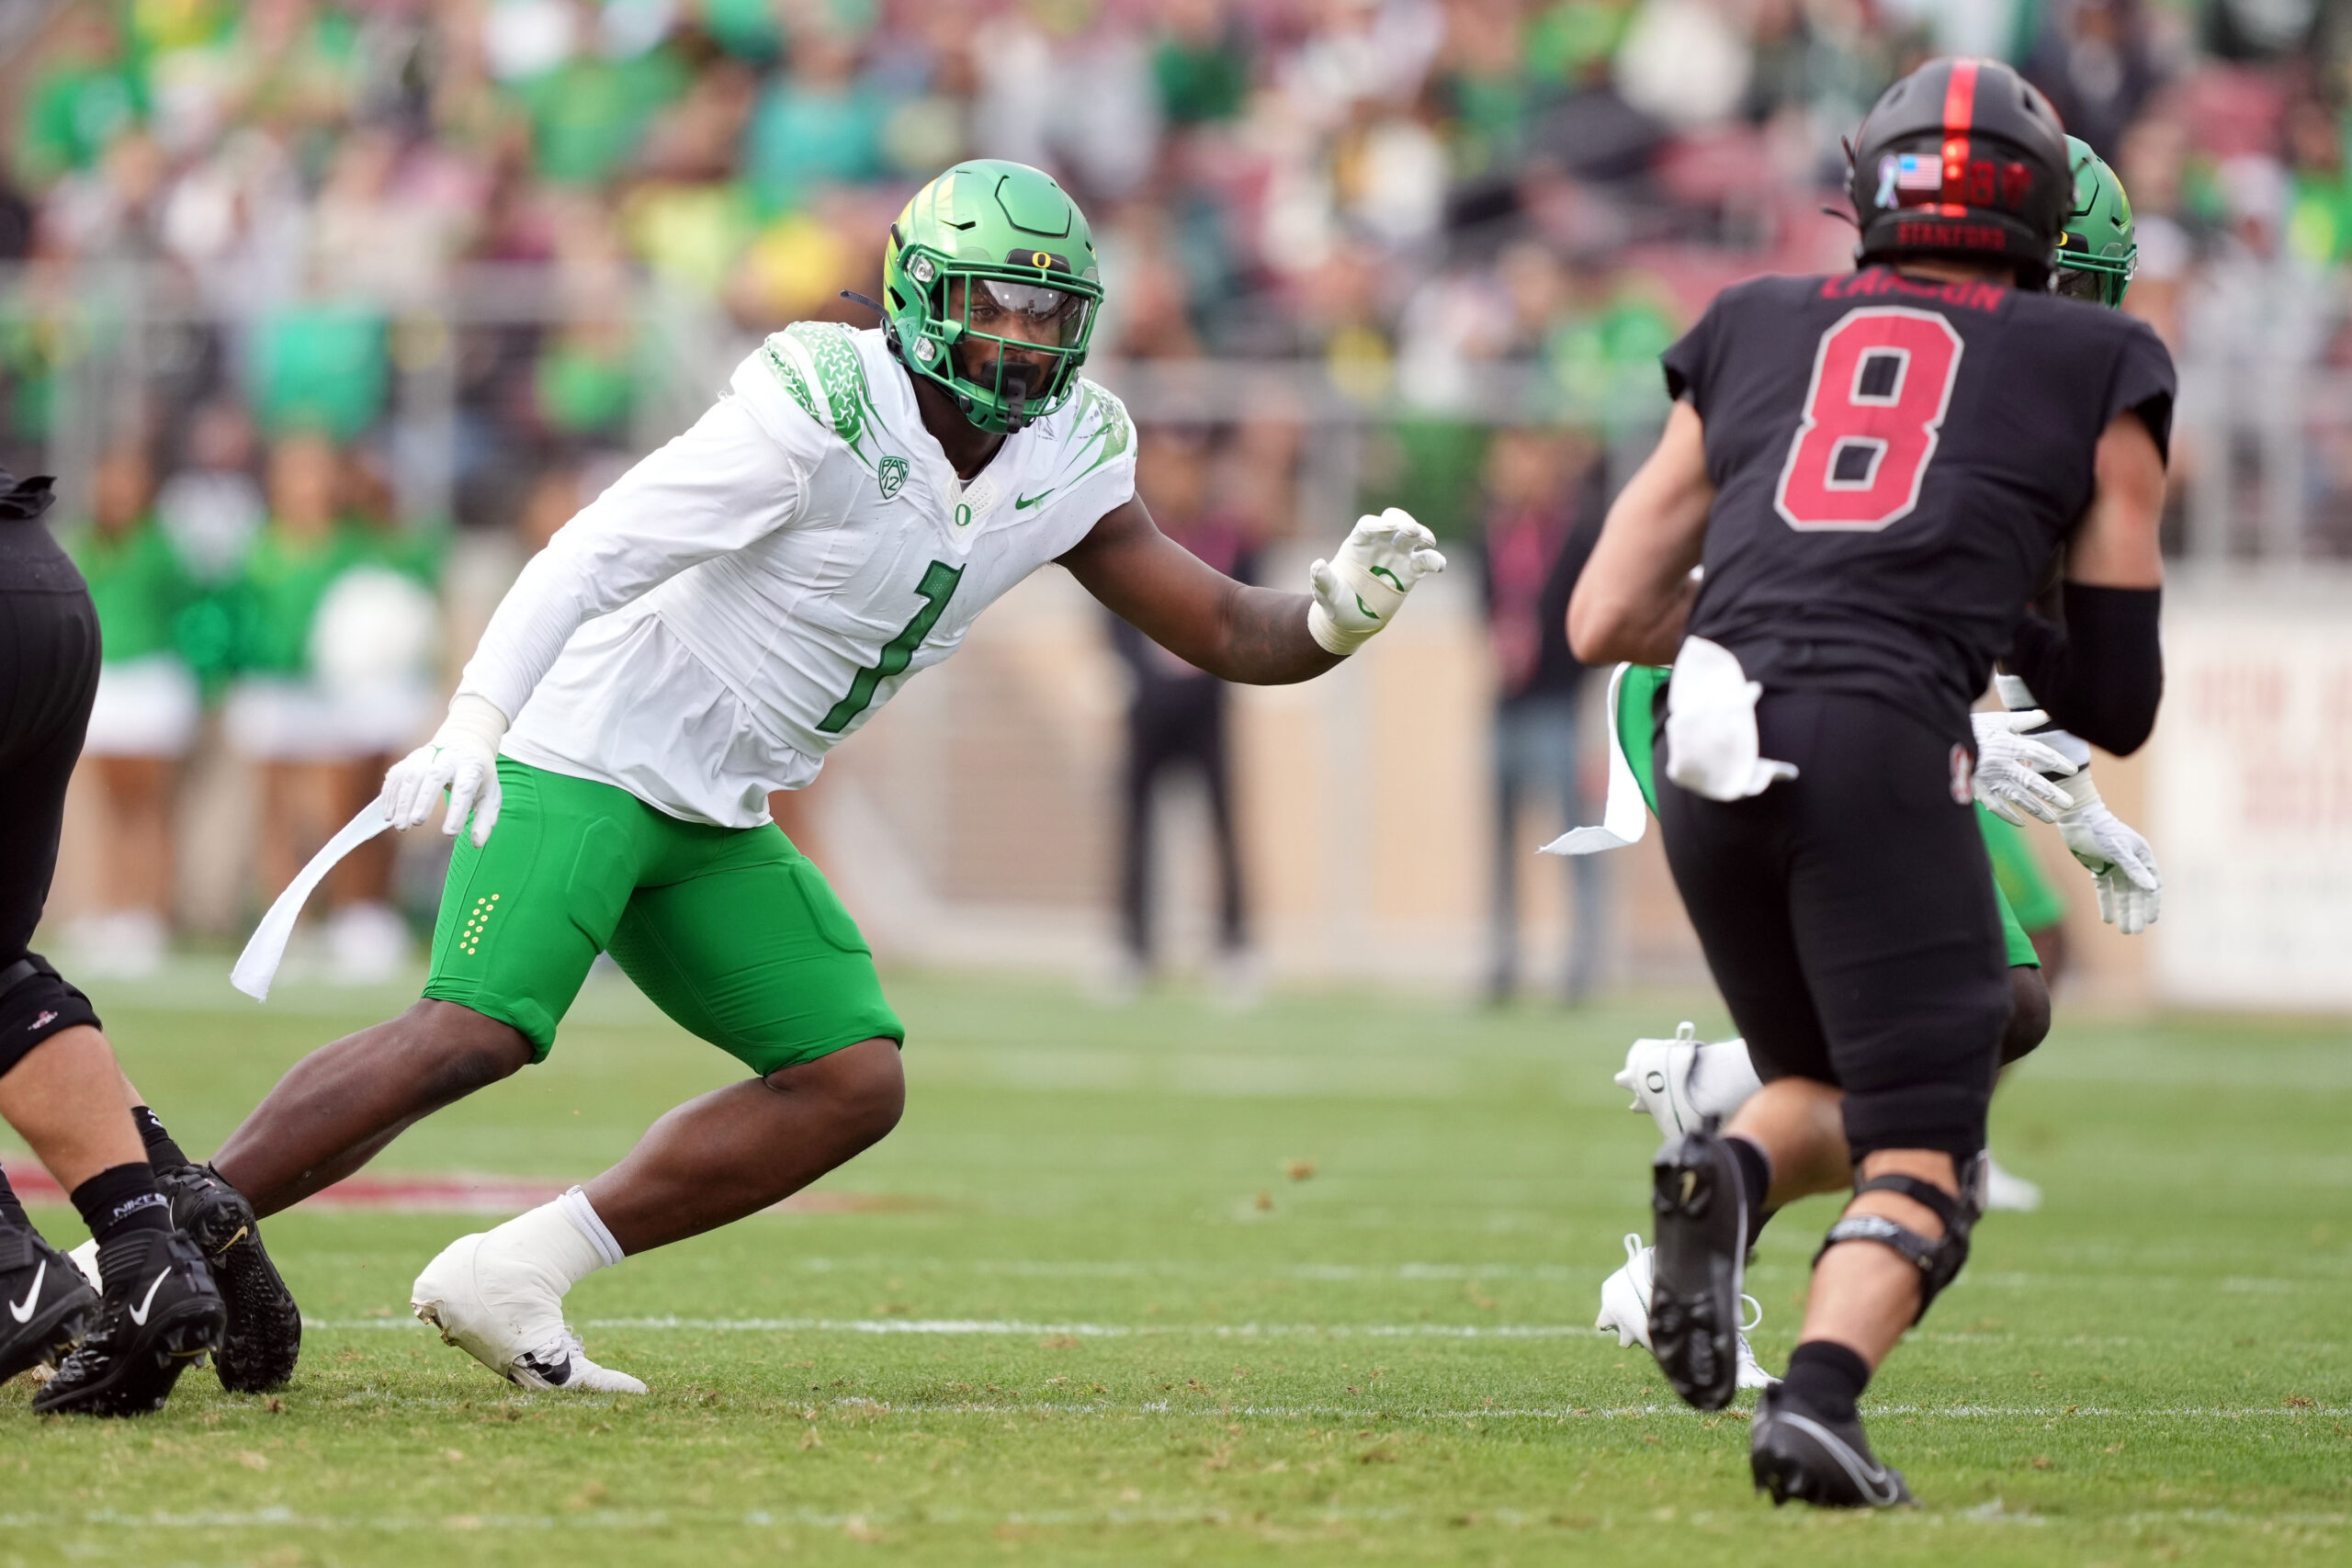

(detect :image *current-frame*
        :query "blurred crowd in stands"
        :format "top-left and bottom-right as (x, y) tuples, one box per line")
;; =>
(4, 0), (2350, 978)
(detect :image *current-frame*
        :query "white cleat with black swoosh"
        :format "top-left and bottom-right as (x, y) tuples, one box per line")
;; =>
(31, 1229), (223, 1416)
(1750, 1384), (1917, 1508)
(412, 1232), (646, 1394)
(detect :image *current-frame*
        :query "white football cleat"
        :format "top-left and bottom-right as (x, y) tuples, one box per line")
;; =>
(1596, 1233), (1778, 1392)
(1614, 1024), (1767, 1140)
(1982, 1155), (2043, 1213)
(411, 1232), (646, 1393)
(1614, 1022), (1705, 1138)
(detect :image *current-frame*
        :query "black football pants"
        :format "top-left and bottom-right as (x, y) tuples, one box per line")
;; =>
(0, 558), (104, 1078)
(1657, 688), (2009, 1162)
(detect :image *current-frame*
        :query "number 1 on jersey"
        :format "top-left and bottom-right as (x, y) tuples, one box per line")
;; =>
(1774, 307), (1964, 532)
(818, 559), (964, 733)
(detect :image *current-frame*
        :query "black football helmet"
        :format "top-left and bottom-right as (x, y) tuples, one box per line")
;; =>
(1847, 58), (2072, 289)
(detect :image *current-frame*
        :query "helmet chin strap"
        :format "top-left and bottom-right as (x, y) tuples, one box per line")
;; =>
(838, 290), (902, 357)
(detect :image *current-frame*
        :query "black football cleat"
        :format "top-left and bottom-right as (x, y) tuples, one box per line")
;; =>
(31, 1229), (224, 1416)
(1751, 1383), (1916, 1508)
(159, 1163), (300, 1393)
(0, 1227), (100, 1383)
(1647, 1123), (1747, 1411)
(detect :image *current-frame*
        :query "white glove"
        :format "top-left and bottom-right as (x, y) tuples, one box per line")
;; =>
(381, 694), (510, 848)
(1969, 708), (2079, 825)
(1307, 507), (1447, 656)
(2052, 772), (2161, 934)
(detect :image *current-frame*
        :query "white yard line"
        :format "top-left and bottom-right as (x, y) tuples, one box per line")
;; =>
(311, 1314), (1607, 1337)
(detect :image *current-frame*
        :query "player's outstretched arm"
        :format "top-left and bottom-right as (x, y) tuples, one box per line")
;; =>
(2004, 409), (2166, 757)
(1567, 400), (1713, 667)
(1061, 498), (1443, 684)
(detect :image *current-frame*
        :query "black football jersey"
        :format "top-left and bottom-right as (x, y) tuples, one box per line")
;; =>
(1662, 265), (2175, 728)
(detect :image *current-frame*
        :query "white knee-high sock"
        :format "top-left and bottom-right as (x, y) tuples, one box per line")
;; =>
(1687, 1038), (1765, 1122)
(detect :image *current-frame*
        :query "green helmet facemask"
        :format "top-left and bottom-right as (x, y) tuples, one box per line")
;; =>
(879, 160), (1104, 434)
(2056, 135), (2137, 308)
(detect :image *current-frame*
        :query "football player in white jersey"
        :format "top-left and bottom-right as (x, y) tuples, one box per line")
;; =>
(178, 161), (1447, 1393)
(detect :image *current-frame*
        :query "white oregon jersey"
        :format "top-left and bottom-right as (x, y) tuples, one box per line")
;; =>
(492, 323), (1136, 827)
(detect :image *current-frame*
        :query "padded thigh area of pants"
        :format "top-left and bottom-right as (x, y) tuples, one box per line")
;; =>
(606, 828), (903, 1078)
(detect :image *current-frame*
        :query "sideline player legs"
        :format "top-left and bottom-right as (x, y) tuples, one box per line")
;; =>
(0, 468), (230, 1416)
(1571, 62), (2173, 1506)
(193, 161), (1446, 1394)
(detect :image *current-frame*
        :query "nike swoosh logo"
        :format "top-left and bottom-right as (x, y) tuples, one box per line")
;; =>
(6, 1259), (42, 1322)
(127, 1269), (169, 1326)
(1013, 489), (1054, 510)
(1780, 1410), (1903, 1503)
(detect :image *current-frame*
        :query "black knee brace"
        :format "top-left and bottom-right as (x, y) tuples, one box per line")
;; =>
(1814, 1156), (1985, 1324)
(0, 953), (103, 1079)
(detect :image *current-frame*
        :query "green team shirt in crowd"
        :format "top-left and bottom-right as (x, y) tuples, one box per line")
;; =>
(1613, 663), (2043, 969)
(230, 517), (447, 678)
(70, 517), (197, 664)
(232, 522), (362, 677)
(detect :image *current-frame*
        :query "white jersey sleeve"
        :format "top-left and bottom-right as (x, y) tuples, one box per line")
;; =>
(455, 391), (822, 724)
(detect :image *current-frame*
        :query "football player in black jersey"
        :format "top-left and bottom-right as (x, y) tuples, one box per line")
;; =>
(1568, 59), (2173, 1507)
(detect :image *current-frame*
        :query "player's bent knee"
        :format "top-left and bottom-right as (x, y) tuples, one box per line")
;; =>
(0, 954), (103, 1081)
(1815, 1153), (1984, 1324)
(399, 999), (536, 1094)
(768, 1038), (904, 1146)
(1998, 966), (2052, 1066)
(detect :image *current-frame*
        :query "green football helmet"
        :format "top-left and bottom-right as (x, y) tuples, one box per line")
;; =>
(2055, 135), (2137, 307)
(880, 160), (1104, 434)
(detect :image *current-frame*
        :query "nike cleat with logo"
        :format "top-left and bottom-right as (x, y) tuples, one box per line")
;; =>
(158, 1164), (300, 1393)
(1647, 1124), (1748, 1412)
(0, 1228), (101, 1383)
(31, 1229), (224, 1416)
(1751, 1383), (1916, 1508)
(412, 1232), (646, 1394)
(1595, 1233), (1778, 1392)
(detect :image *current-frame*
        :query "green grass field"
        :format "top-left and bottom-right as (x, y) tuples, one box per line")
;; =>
(2, 967), (2346, 1566)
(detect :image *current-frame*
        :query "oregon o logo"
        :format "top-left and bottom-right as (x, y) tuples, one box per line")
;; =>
(1033, 251), (1052, 268)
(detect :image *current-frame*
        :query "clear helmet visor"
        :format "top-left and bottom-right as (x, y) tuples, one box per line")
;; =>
(957, 276), (1091, 349)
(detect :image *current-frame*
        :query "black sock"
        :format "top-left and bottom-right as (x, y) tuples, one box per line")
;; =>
(69, 1163), (172, 1247)
(1726, 1134), (1776, 1249)
(0, 1166), (28, 1233)
(131, 1105), (192, 1171)
(1782, 1339), (1872, 1423)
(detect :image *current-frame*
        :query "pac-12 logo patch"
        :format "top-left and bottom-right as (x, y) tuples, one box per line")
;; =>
(1949, 743), (1973, 805)
(877, 455), (910, 501)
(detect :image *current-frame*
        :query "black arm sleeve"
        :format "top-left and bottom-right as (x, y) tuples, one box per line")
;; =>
(2002, 581), (2163, 756)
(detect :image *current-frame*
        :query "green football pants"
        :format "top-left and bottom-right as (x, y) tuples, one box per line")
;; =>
(422, 760), (903, 1075)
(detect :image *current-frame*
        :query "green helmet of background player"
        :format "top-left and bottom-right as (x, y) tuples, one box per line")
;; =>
(2056, 135), (2137, 308)
(880, 160), (1104, 434)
